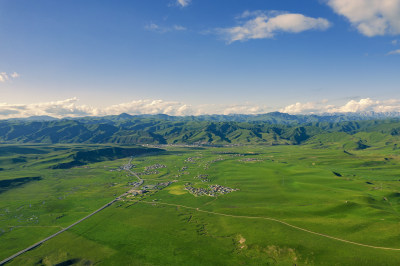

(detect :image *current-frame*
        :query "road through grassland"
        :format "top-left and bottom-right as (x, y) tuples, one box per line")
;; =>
(0, 158), (141, 266)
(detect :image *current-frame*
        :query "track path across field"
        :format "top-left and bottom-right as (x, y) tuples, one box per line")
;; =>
(140, 200), (400, 251)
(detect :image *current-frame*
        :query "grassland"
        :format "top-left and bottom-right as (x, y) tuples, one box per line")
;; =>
(2, 143), (400, 265)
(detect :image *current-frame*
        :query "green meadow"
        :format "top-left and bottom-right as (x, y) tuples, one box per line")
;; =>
(2, 143), (400, 265)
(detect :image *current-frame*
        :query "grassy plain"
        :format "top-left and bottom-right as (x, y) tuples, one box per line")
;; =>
(2, 143), (400, 265)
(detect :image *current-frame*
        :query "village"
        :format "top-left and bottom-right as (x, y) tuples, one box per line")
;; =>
(184, 184), (239, 197)
(194, 174), (210, 182)
(119, 155), (239, 200)
(239, 158), (264, 162)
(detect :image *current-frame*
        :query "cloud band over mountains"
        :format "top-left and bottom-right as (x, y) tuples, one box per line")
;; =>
(2, 98), (400, 119)
(0, 98), (269, 119)
(280, 98), (400, 114)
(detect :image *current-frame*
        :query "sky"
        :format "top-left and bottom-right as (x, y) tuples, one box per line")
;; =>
(1, 0), (400, 118)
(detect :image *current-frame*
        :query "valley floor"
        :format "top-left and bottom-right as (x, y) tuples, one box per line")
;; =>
(2, 143), (400, 265)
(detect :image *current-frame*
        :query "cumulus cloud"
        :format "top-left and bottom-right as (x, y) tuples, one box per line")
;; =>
(0, 72), (19, 82)
(0, 99), (194, 119)
(195, 103), (269, 116)
(281, 98), (400, 114)
(0, 98), (96, 119)
(4, 97), (400, 119)
(220, 105), (266, 115)
(104, 100), (193, 116)
(333, 98), (377, 112)
(173, 25), (187, 31)
(105, 101), (270, 116)
(387, 49), (400, 55)
(0, 98), (272, 119)
(177, 0), (191, 7)
(217, 11), (331, 43)
(327, 0), (400, 37)
(0, 73), (7, 83)
(280, 102), (319, 114)
(145, 23), (186, 33)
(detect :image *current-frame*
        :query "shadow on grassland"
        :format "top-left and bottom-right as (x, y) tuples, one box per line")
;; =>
(0, 176), (42, 194)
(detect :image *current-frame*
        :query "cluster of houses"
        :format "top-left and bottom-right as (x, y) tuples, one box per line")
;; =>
(145, 164), (166, 171)
(109, 161), (135, 172)
(194, 174), (210, 183)
(184, 184), (238, 197)
(127, 189), (148, 197)
(137, 170), (159, 176)
(121, 162), (134, 170)
(239, 158), (263, 162)
(155, 181), (174, 189)
(128, 179), (144, 187)
(128, 181), (176, 197)
(176, 166), (190, 177)
(185, 157), (201, 163)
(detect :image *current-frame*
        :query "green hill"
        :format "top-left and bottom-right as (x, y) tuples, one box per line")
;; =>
(2, 114), (400, 146)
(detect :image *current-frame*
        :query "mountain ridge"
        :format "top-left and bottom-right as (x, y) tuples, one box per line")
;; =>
(5, 111), (400, 124)
(2, 113), (400, 147)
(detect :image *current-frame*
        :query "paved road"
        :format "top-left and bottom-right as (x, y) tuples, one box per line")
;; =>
(0, 159), (138, 265)
(0, 195), (128, 265)
(125, 158), (144, 187)
(128, 169), (143, 187)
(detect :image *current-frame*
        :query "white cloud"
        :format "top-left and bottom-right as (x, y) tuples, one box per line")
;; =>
(10, 72), (19, 78)
(196, 103), (269, 116)
(327, 0), (400, 37)
(104, 100), (193, 116)
(221, 105), (266, 115)
(392, 39), (399, 45)
(280, 102), (319, 114)
(145, 23), (160, 31)
(0, 98), (97, 119)
(0, 98), (272, 119)
(334, 98), (376, 112)
(281, 98), (400, 114)
(235, 10), (266, 19)
(387, 49), (400, 55)
(102, 101), (268, 116)
(5, 97), (400, 119)
(0, 99), (195, 119)
(0, 72), (19, 82)
(145, 23), (186, 33)
(177, 0), (191, 7)
(0, 73), (7, 82)
(217, 11), (331, 43)
(173, 25), (187, 31)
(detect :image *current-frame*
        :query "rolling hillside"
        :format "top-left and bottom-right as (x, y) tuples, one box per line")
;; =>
(1, 113), (400, 147)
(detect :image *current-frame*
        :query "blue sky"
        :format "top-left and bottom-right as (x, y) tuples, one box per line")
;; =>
(0, 0), (400, 118)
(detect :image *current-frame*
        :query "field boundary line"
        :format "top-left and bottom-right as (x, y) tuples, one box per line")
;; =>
(140, 201), (400, 251)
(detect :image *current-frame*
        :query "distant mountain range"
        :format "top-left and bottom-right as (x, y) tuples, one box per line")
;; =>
(5, 111), (400, 124)
(2, 112), (400, 146)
